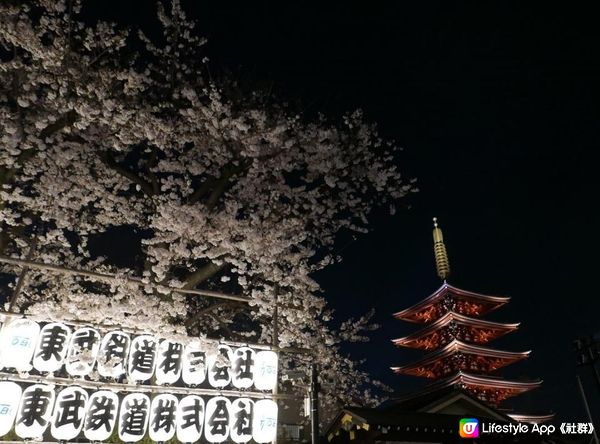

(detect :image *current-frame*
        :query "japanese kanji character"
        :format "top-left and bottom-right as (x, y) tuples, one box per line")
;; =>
(151, 399), (176, 433)
(208, 400), (229, 436)
(187, 350), (205, 373)
(211, 348), (230, 382)
(17, 388), (52, 427)
(233, 349), (254, 380)
(54, 391), (85, 429)
(103, 333), (128, 363)
(233, 400), (253, 436)
(130, 339), (156, 374)
(36, 325), (68, 362)
(85, 395), (117, 432)
(159, 342), (182, 375)
(179, 398), (204, 433)
(72, 329), (98, 351)
(121, 398), (149, 436)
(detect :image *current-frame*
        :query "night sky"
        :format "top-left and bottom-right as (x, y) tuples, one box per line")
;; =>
(72, 1), (600, 422)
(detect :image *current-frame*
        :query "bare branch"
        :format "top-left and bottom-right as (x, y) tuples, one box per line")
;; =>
(184, 300), (245, 327)
(100, 151), (156, 197)
(39, 110), (78, 139)
(183, 261), (227, 289)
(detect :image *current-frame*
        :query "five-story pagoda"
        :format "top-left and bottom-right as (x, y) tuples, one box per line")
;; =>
(391, 219), (548, 420)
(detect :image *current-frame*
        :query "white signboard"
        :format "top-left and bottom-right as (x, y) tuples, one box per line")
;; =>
(177, 395), (205, 443)
(97, 330), (130, 378)
(208, 345), (233, 388)
(15, 384), (55, 439)
(254, 351), (278, 391)
(0, 318), (40, 371)
(156, 339), (183, 385)
(128, 335), (157, 381)
(51, 386), (88, 440)
(83, 390), (119, 441)
(0, 382), (22, 437)
(182, 341), (207, 385)
(205, 396), (231, 443)
(0, 315), (280, 442)
(33, 322), (71, 373)
(230, 398), (254, 443)
(65, 327), (101, 376)
(118, 393), (150, 442)
(0, 381), (279, 443)
(149, 393), (178, 442)
(252, 399), (278, 443)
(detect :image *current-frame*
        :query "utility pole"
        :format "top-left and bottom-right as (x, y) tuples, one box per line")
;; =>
(272, 286), (279, 444)
(574, 336), (600, 394)
(576, 374), (600, 444)
(310, 362), (320, 444)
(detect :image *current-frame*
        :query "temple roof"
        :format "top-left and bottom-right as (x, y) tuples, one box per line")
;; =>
(392, 311), (520, 350)
(506, 413), (556, 424)
(325, 389), (559, 443)
(391, 339), (530, 378)
(393, 282), (510, 323)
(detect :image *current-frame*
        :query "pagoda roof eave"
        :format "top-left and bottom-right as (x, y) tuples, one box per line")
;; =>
(391, 339), (530, 374)
(409, 372), (542, 401)
(392, 311), (520, 347)
(393, 282), (511, 322)
(441, 371), (543, 391)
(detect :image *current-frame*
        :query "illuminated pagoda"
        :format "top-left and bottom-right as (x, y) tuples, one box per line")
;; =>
(391, 218), (551, 422)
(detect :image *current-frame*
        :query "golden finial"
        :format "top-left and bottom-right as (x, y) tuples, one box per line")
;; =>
(432, 217), (451, 280)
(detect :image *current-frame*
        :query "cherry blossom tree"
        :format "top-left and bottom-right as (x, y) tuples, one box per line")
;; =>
(0, 0), (415, 423)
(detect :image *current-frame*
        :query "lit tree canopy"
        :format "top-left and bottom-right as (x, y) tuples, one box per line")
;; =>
(0, 0), (415, 418)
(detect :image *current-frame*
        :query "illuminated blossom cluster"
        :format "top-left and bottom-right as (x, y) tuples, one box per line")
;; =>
(0, 0), (415, 422)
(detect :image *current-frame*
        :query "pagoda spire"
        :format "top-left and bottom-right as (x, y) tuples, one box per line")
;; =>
(432, 217), (450, 280)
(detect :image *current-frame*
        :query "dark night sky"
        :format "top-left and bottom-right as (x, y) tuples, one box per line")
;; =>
(86, 1), (600, 422)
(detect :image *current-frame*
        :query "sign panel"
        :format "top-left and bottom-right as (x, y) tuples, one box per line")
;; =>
(0, 315), (280, 442)
(83, 390), (119, 441)
(207, 345), (233, 388)
(33, 322), (71, 373)
(118, 393), (150, 442)
(156, 339), (183, 385)
(128, 335), (157, 381)
(97, 330), (130, 378)
(254, 351), (278, 391)
(177, 395), (205, 443)
(65, 327), (101, 376)
(0, 381), (279, 443)
(182, 341), (207, 385)
(230, 397), (254, 443)
(205, 396), (231, 443)
(0, 318), (40, 371)
(0, 382), (22, 437)
(51, 386), (88, 440)
(232, 347), (255, 389)
(15, 384), (55, 439)
(149, 393), (178, 442)
(252, 399), (278, 443)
